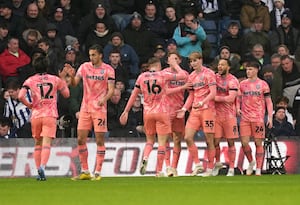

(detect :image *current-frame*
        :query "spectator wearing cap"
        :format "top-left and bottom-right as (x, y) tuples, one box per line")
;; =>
(19, 28), (42, 56)
(163, 5), (180, 39)
(160, 38), (191, 72)
(0, 37), (30, 85)
(45, 23), (64, 58)
(57, 0), (81, 30)
(65, 35), (87, 64)
(122, 12), (157, 64)
(78, 1), (117, 47)
(0, 22), (9, 53)
(270, 0), (287, 30)
(103, 32), (139, 89)
(272, 106), (296, 136)
(143, 2), (168, 44)
(49, 6), (75, 44)
(22, 2), (48, 35)
(211, 46), (241, 75)
(110, 0), (135, 31)
(0, 2), (23, 38)
(241, 16), (271, 57)
(85, 19), (112, 49)
(270, 9), (300, 61)
(153, 44), (166, 59)
(172, 11), (206, 58)
(240, 0), (271, 34)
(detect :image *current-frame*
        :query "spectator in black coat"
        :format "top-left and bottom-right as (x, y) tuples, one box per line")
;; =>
(273, 106), (296, 136)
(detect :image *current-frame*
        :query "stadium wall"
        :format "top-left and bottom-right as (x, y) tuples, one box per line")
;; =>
(0, 137), (299, 177)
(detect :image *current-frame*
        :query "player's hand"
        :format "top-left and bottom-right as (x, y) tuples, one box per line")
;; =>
(237, 109), (242, 116)
(182, 82), (193, 90)
(176, 109), (186, 118)
(97, 98), (105, 106)
(193, 101), (203, 109)
(120, 112), (129, 125)
(266, 117), (273, 129)
(64, 64), (76, 76)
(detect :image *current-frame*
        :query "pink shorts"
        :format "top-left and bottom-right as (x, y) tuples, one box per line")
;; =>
(77, 111), (107, 132)
(31, 117), (57, 138)
(215, 118), (238, 139)
(186, 108), (216, 133)
(239, 121), (265, 138)
(170, 115), (185, 133)
(144, 113), (171, 136)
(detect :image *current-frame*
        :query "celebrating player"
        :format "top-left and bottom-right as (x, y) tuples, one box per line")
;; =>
(162, 52), (189, 177)
(120, 55), (187, 177)
(237, 60), (273, 176)
(212, 58), (239, 176)
(18, 55), (70, 181)
(177, 51), (216, 177)
(66, 44), (115, 181)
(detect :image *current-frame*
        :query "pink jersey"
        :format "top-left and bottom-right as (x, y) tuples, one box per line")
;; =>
(215, 73), (239, 119)
(76, 62), (115, 113)
(239, 78), (270, 122)
(162, 67), (189, 114)
(189, 66), (216, 109)
(135, 69), (186, 114)
(22, 73), (69, 118)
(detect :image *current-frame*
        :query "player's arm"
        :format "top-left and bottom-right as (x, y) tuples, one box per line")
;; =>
(18, 86), (32, 109)
(195, 83), (216, 108)
(176, 90), (194, 118)
(58, 79), (70, 98)
(62, 64), (81, 86)
(265, 93), (273, 129)
(120, 87), (140, 125)
(166, 81), (193, 95)
(98, 80), (115, 106)
(215, 88), (238, 103)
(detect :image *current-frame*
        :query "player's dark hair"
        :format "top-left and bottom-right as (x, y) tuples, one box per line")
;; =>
(245, 60), (261, 70)
(89, 44), (103, 54)
(32, 55), (50, 73)
(219, 58), (231, 67)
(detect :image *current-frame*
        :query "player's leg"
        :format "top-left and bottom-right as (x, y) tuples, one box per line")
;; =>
(201, 109), (216, 177)
(155, 113), (172, 177)
(226, 138), (236, 176)
(72, 112), (92, 180)
(240, 121), (255, 175)
(225, 119), (238, 176)
(169, 131), (183, 177)
(38, 117), (56, 181)
(253, 122), (265, 176)
(139, 114), (156, 175)
(212, 119), (223, 176)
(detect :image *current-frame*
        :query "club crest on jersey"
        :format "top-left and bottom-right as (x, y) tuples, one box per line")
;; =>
(100, 69), (105, 74)
(256, 84), (261, 89)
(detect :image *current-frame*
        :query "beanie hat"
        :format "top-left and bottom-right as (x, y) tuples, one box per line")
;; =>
(281, 9), (292, 20)
(111, 32), (124, 41)
(274, 0), (284, 4)
(46, 23), (57, 32)
(131, 12), (142, 21)
(65, 35), (78, 46)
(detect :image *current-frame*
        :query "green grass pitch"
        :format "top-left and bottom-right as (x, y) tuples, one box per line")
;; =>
(1, 175), (300, 205)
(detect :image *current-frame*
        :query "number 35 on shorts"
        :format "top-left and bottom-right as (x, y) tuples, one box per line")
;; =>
(205, 120), (214, 128)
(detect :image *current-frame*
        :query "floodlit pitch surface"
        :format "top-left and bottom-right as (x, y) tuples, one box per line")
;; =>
(1, 175), (300, 205)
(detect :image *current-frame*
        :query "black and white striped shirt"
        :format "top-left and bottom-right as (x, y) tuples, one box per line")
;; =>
(3, 91), (31, 129)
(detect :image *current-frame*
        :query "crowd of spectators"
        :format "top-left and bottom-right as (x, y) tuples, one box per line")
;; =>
(1, 0), (300, 138)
